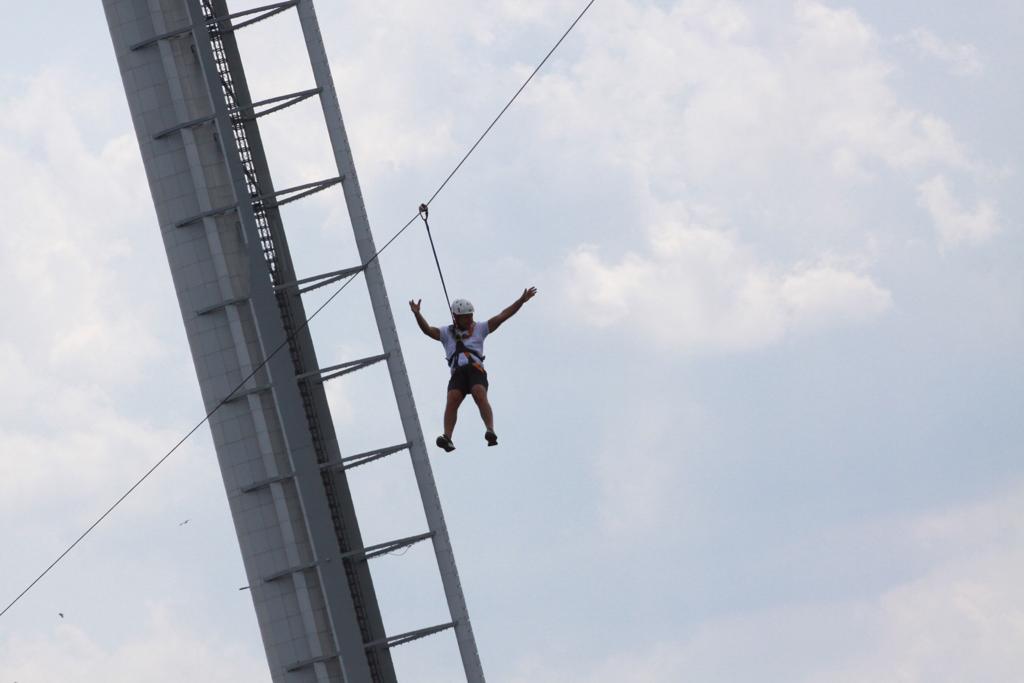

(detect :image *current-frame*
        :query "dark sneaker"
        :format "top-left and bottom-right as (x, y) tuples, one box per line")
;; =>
(485, 430), (498, 447)
(436, 435), (456, 452)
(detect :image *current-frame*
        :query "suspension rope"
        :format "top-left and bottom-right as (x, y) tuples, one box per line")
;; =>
(418, 204), (455, 324)
(0, 0), (597, 621)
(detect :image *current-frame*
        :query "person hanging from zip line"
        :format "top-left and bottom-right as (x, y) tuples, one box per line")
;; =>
(409, 287), (537, 452)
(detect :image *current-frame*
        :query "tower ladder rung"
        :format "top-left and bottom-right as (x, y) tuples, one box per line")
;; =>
(364, 622), (457, 651)
(175, 203), (237, 228)
(153, 113), (216, 140)
(213, 1), (298, 34)
(274, 265), (365, 295)
(234, 87), (322, 121)
(297, 354), (389, 383)
(320, 443), (411, 472)
(341, 532), (434, 562)
(129, 2), (299, 51)
(129, 23), (194, 51)
(262, 560), (318, 584)
(224, 383), (272, 403)
(195, 296), (249, 316)
(286, 652), (340, 673)
(255, 176), (343, 209)
(240, 470), (295, 493)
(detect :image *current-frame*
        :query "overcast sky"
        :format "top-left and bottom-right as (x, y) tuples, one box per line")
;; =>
(1, 1), (1022, 681)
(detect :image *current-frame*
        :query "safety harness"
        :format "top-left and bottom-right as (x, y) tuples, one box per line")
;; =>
(447, 325), (485, 371)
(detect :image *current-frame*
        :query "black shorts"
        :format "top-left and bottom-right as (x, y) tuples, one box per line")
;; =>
(447, 364), (489, 394)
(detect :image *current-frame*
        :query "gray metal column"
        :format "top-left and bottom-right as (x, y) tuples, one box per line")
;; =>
(103, 0), (485, 680)
(181, 1), (373, 679)
(104, 1), (385, 680)
(294, 3), (486, 681)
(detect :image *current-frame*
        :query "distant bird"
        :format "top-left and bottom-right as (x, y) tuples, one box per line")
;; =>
(178, 519), (191, 526)
(58, 613), (64, 619)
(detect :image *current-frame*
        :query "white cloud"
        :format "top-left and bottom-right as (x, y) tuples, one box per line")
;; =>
(0, 68), (221, 529)
(899, 27), (984, 76)
(593, 397), (707, 537)
(517, 0), (1001, 295)
(917, 175), (1001, 248)
(527, 0), (974, 184)
(511, 484), (1024, 683)
(0, 387), (181, 521)
(0, 71), (204, 522)
(540, 0), (1008, 338)
(0, 603), (268, 683)
(0, 70), (169, 384)
(565, 213), (891, 352)
(779, 262), (894, 332)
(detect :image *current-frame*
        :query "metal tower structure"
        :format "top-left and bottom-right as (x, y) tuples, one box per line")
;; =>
(102, 1), (485, 681)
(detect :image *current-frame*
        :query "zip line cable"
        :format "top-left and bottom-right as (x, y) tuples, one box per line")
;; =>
(0, 0), (597, 621)
(423, 0), (598, 208)
(418, 0), (597, 320)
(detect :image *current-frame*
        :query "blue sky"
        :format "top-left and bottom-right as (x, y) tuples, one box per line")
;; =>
(0, 1), (1021, 681)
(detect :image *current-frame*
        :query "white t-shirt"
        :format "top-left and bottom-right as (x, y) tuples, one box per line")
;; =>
(439, 321), (489, 372)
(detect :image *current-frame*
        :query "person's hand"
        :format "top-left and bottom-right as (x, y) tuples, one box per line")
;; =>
(520, 287), (538, 303)
(409, 299), (422, 314)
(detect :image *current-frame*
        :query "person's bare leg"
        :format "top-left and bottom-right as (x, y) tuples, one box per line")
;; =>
(470, 384), (494, 432)
(444, 389), (466, 437)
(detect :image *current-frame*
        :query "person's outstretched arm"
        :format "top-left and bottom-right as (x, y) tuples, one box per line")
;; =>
(487, 287), (537, 333)
(409, 299), (441, 340)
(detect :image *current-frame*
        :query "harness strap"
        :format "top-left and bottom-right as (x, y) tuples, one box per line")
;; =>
(446, 326), (485, 369)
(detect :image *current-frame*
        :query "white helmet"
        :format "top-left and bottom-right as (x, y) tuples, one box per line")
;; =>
(451, 299), (474, 315)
